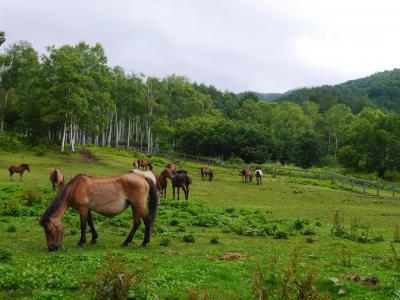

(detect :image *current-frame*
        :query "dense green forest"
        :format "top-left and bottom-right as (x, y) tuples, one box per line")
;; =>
(1, 33), (400, 178)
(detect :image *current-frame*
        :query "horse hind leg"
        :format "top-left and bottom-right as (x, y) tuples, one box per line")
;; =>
(122, 206), (141, 247)
(87, 211), (98, 244)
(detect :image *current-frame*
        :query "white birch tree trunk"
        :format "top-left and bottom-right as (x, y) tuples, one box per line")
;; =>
(61, 121), (67, 152)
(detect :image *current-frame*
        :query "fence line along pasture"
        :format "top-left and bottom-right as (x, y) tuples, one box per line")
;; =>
(128, 146), (400, 198)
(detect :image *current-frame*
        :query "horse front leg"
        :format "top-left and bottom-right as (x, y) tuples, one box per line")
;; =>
(173, 186), (176, 200)
(19, 173), (23, 182)
(177, 187), (180, 200)
(87, 211), (98, 244)
(77, 207), (88, 247)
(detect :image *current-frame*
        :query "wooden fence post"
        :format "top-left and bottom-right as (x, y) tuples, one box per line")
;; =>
(392, 184), (395, 198)
(363, 181), (366, 193)
(376, 183), (379, 196)
(351, 179), (354, 191)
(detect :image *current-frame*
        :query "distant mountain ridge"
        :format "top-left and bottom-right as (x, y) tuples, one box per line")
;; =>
(237, 90), (295, 102)
(276, 69), (400, 112)
(239, 69), (400, 112)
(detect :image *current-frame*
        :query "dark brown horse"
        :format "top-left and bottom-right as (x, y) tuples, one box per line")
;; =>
(39, 172), (159, 251)
(200, 166), (214, 181)
(9, 164), (30, 181)
(137, 159), (153, 170)
(50, 167), (65, 191)
(241, 168), (253, 183)
(172, 173), (191, 200)
(166, 162), (176, 174)
(156, 168), (173, 198)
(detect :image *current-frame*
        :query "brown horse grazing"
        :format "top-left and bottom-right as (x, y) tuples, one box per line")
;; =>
(172, 173), (192, 200)
(241, 168), (253, 183)
(137, 159), (153, 170)
(50, 167), (65, 191)
(166, 162), (176, 174)
(9, 164), (30, 181)
(156, 168), (173, 198)
(255, 169), (263, 185)
(200, 166), (214, 181)
(39, 173), (159, 251)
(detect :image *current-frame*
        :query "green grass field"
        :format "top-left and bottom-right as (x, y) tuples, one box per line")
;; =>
(1, 146), (400, 299)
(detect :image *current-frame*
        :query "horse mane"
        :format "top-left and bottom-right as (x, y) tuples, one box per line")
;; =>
(20, 163), (29, 168)
(39, 174), (83, 226)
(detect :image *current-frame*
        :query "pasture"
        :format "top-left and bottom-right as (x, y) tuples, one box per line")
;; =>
(0, 146), (400, 299)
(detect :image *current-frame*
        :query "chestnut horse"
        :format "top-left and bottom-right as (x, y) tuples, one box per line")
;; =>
(255, 169), (263, 185)
(156, 168), (173, 198)
(137, 159), (153, 170)
(166, 162), (176, 174)
(50, 167), (65, 191)
(39, 172), (159, 251)
(241, 168), (253, 183)
(200, 166), (213, 181)
(172, 173), (191, 200)
(9, 164), (30, 181)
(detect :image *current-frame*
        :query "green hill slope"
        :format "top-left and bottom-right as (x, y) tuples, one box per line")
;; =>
(277, 69), (400, 112)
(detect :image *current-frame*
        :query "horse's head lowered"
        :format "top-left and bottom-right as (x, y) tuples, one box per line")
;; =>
(40, 217), (64, 251)
(21, 164), (30, 172)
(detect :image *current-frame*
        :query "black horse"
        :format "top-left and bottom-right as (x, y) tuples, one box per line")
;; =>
(172, 173), (191, 200)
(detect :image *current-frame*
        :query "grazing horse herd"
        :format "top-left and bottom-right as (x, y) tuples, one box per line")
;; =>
(7, 159), (264, 251)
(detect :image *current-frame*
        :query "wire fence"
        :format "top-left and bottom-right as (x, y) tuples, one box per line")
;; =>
(129, 146), (400, 198)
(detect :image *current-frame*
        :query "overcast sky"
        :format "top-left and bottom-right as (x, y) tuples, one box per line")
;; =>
(2, 0), (400, 93)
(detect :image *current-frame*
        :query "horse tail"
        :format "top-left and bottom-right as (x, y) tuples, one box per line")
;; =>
(51, 169), (58, 183)
(145, 177), (159, 224)
(148, 162), (153, 170)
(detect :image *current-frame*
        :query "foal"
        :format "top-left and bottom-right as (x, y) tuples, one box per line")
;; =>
(172, 173), (191, 200)
(156, 168), (173, 198)
(9, 164), (30, 181)
(200, 166), (214, 181)
(50, 167), (65, 191)
(137, 159), (153, 170)
(241, 168), (253, 183)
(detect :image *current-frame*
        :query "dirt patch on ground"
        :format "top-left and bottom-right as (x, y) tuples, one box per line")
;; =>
(161, 250), (180, 255)
(219, 252), (246, 261)
(77, 148), (98, 161)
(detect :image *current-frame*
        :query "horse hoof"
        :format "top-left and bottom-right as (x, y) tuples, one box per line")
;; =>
(90, 239), (97, 245)
(121, 242), (129, 247)
(76, 243), (83, 248)
(140, 243), (147, 248)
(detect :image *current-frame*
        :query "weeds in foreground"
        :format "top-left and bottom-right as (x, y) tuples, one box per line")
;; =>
(393, 225), (400, 243)
(25, 188), (42, 206)
(187, 289), (211, 300)
(339, 245), (352, 268)
(252, 247), (330, 300)
(85, 252), (136, 300)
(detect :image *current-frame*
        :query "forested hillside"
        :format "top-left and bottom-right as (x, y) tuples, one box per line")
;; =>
(1, 33), (400, 178)
(279, 69), (400, 113)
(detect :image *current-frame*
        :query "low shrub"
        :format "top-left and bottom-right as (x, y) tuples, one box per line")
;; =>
(274, 230), (289, 240)
(182, 234), (195, 243)
(6, 225), (16, 232)
(0, 249), (12, 262)
(210, 236), (219, 244)
(302, 227), (316, 236)
(160, 238), (171, 246)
